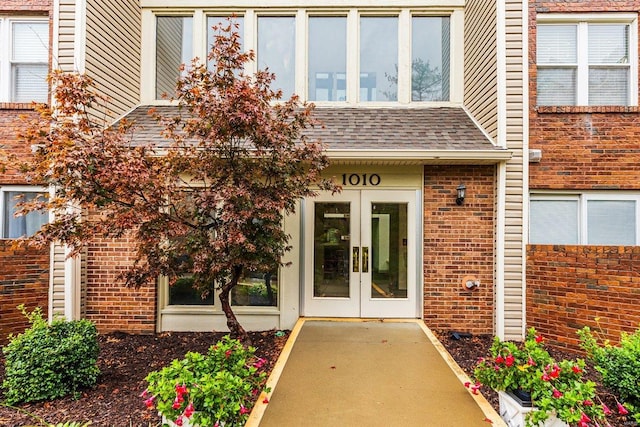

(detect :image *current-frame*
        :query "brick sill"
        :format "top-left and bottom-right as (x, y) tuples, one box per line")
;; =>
(0, 102), (47, 110)
(535, 105), (640, 114)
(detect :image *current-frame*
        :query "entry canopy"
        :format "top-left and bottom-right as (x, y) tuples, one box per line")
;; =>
(122, 106), (511, 164)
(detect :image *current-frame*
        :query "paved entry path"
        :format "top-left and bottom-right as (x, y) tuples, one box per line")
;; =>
(247, 319), (503, 427)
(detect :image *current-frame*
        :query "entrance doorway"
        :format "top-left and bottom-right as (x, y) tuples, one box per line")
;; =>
(303, 190), (419, 317)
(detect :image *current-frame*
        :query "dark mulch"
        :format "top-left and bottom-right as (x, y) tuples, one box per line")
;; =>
(0, 328), (636, 427)
(0, 330), (290, 427)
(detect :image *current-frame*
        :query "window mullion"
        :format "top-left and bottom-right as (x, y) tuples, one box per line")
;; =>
(346, 9), (358, 104)
(397, 10), (410, 104)
(244, 10), (256, 76)
(576, 22), (589, 105)
(579, 195), (587, 244)
(295, 10), (306, 101)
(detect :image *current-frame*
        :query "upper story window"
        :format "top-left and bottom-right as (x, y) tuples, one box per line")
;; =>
(0, 17), (49, 103)
(144, 9), (460, 105)
(537, 15), (638, 107)
(530, 193), (639, 245)
(1, 187), (48, 239)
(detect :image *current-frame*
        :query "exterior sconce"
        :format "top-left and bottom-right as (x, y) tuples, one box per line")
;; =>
(456, 184), (466, 206)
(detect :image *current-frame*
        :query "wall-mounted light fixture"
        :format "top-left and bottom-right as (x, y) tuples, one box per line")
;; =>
(456, 184), (466, 206)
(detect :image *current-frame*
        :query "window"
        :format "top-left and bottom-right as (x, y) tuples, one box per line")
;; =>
(537, 17), (637, 106)
(156, 16), (193, 99)
(0, 18), (49, 103)
(1, 187), (48, 238)
(308, 16), (347, 102)
(258, 16), (296, 99)
(146, 9), (460, 104)
(412, 16), (450, 101)
(530, 194), (639, 245)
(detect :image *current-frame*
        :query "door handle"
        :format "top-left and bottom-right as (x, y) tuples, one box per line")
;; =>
(362, 247), (369, 273)
(352, 246), (359, 272)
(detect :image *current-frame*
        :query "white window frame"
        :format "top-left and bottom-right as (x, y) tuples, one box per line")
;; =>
(0, 185), (50, 239)
(0, 16), (49, 103)
(537, 13), (638, 107)
(140, 6), (463, 105)
(530, 192), (640, 245)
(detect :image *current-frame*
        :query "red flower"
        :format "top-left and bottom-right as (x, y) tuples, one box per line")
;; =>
(541, 373), (551, 381)
(172, 398), (182, 410)
(535, 335), (544, 343)
(495, 355), (505, 364)
(578, 412), (591, 427)
(505, 354), (515, 367)
(144, 396), (156, 409)
(175, 416), (184, 426)
(583, 399), (593, 406)
(552, 388), (562, 398)
(225, 349), (232, 358)
(263, 397), (270, 404)
(572, 365), (582, 374)
(527, 356), (536, 366)
(175, 384), (189, 395)
(617, 402), (629, 415)
(184, 402), (195, 418)
(602, 403), (612, 415)
(464, 381), (471, 388)
(549, 364), (560, 378)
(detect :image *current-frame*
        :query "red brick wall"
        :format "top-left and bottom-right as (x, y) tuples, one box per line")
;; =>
(529, 1), (640, 190)
(423, 165), (496, 335)
(0, 241), (49, 344)
(0, 0), (50, 13)
(527, 245), (640, 352)
(85, 236), (156, 334)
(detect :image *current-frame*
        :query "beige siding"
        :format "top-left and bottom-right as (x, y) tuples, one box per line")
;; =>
(85, 0), (141, 118)
(503, 0), (525, 341)
(463, 0), (498, 140)
(51, 244), (66, 318)
(57, 0), (77, 72)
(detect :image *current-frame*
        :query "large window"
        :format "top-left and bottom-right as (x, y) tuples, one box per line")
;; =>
(149, 9), (458, 104)
(530, 194), (639, 245)
(308, 16), (346, 102)
(156, 16), (193, 99)
(0, 18), (49, 103)
(537, 17), (637, 106)
(1, 187), (48, 239)
(258, 16), (296, 99)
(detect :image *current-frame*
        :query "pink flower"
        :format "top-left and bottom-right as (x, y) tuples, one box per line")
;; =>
(184, 402), (195, 418)
(175, 416), (184, 426)
(240, 404), (250, 415)
(578, 412), (591, 427)
(602, 403), (612, 415)
(617, 402), (629, 415)
(583, 399), (593, 406)
(172, 398), (182, 410)
(144, 396), (156, 409)
(552, 388), (562, 398)
(214, 422), (220, 427)
(527, 356), (536, 366)
(505, 354), (515, 367)
(541, 373), (551, 381)
(140, 389), (149, 398)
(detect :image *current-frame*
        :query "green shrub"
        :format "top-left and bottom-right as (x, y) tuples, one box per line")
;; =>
(143, 335), (269, 427)
(579, 324), (640, 423)
(2, 305), (100, 404)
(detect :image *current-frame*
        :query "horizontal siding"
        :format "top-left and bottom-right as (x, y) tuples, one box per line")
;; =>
(57, 0), (76, 72)
(51, 244), (66, 317)
(464, 0), (498, 140)
(85, 0), (141, 118)
(503, 0), (525, 341)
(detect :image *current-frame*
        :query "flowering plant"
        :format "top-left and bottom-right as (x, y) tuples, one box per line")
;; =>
(471, 328), (623, 427)
(142, 335), (269, 427)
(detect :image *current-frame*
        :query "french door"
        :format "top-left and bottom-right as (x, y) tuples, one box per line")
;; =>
(303, 190), (418, 318)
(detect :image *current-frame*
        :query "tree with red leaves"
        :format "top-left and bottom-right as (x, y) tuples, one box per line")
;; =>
(18, 20), (337, 343)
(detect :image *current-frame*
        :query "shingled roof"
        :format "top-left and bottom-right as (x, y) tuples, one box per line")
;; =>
(122, 105), (510, 163)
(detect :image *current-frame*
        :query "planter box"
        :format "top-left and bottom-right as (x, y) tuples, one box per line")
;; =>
(498, 391), (568, 427)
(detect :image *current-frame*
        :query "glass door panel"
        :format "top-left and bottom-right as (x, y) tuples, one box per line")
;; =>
(313, 202), (351, 298)
(370, 202), (408, 299)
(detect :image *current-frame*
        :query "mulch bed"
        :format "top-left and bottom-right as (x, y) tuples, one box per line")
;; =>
(0, 328), (636, 426)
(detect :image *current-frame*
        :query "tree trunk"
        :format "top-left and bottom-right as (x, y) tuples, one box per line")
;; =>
(219, 265), (251, 345)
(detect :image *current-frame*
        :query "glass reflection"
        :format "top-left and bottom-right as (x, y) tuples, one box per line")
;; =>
(360, 17), (398, 102)
(308, 17), (347, 101)
(258, 17), (296, 99)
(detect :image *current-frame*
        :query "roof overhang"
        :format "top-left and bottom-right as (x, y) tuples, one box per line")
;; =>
(326, 149), (513, 165)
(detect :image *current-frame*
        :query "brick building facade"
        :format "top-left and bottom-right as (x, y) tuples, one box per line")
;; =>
(527, 1), (640, 350)
(0, 0), (52, 341)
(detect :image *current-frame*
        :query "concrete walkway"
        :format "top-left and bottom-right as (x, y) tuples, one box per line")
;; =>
(246, 319), (504, 427)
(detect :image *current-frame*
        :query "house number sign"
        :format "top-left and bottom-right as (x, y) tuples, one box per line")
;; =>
(341, 173), (381, 186)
